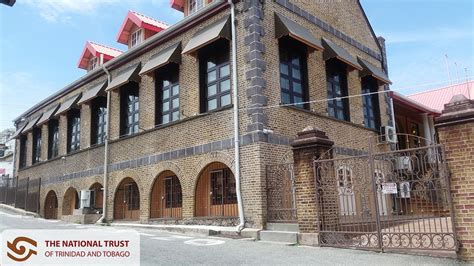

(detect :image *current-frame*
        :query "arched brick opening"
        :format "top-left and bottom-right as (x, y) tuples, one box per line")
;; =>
(89, 182), (103, 211)
(114, 177), (140, 220)
(62, 187), (79, 215)
(150, 171), (182, 219)
(195, 162), (237, 217)
(44, 190), (58, 219)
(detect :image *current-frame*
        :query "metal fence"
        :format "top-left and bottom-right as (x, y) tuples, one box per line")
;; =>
(0, 176), (41, 213)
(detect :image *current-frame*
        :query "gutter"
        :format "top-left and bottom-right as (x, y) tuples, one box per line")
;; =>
(97, 65), (112, 224)
(229, 0), (245, 232)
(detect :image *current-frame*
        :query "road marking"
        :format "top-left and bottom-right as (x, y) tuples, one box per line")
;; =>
(139, 233), (155, 236)
(151, 237), (173, 241)
(171, 235), (193, 239)
(184, 239), (225, 246)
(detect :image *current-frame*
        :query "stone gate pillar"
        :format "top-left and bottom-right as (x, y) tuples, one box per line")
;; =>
(291, 126), (334, 238)
(435, 95), (474, 262)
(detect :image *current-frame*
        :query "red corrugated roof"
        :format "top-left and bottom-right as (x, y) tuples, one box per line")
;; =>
(77, 41), (124, 69)
(407, 81), (474, 112)
(116, 10), (169, 45)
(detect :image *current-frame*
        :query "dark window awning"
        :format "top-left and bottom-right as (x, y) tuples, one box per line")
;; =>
(55, 93), (82, 116)
(37, 104), (60, 126)
(22, 115), (43, 133)
(105, 63), (141, 91)
(140, 42), (182, 76)
(78, 81), (108, 105)
(322, 37), (362, 70)
(10, 123), (27, 139)
(358, 57), (392, 85)
(274, 13), (323, 51)
(182, 16), (231, 55)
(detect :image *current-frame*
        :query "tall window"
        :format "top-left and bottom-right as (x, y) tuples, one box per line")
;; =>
(210, 168), (237, 205)
(48, 119), (59, 159)
(130, 29), (143, 48)
(279, 38), (308, 109)
(189, 0), (205, 14)
(32, 128), (42, 164)
(125, 182), (140, 210)
(165, 176), (182, 208)
(19, 135), (27, 169)
(120, 83), (140, 136)
(88, 57), (98, 71)
(200, 40), (231, 112)
(156, 65), (180, 125)
(326, 59), (350, 121)
(67, 109), (81, 153)
(361, 76), (380, 130)
(91, 97), (107, 145)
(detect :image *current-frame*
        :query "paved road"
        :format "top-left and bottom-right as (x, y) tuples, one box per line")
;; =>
(0, 209), (462, 265)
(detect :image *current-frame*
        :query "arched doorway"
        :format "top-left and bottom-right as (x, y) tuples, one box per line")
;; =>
(89, 183), (103, 212)
(150, 171), (182, 219)
(44, 190), (58, 219)
(195, 162), (237, 217)
(62, 187), (80, 215)
(114, 177), (140, 220)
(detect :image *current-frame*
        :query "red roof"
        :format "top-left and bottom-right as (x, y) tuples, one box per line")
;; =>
(407, 81), (474, 112)
(170, 0), (185, 12)
(77, 41), (123, 70)
(116, 10), (169, 45)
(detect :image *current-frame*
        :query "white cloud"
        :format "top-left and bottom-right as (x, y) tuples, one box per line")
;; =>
(23, 0), (118, 23)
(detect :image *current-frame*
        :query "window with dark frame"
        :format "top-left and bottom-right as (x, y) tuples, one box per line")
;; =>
(326, 59), (350, 121)
(19, 135), (27, 168)
(155, 65), (180, 125)
(361, 76), (381, 130)
(67, 109), (81, 153)
(199, 40), (231, 113)
(279, 37), (309, 109)
(48, 119), (59, 159)
(164, 176), (182, 208)
(120, 82), (140, 136)
(32, 127), (42, 164)
(210, 168), (237, 205)
(91, 97), (107, 145)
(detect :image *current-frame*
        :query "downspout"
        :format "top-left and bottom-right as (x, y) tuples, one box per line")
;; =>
(229, 0), (245, 232)
(97, 65), (112, 223)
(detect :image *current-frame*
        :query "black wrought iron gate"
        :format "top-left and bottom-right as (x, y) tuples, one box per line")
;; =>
(314, 142), (458, 252)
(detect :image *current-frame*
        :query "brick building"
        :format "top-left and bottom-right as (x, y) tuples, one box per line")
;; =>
(10, 0), (392, 229)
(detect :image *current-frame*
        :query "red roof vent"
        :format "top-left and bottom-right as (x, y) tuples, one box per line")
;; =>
(77, 41), (123, 70)
(116, 10), (169, 45)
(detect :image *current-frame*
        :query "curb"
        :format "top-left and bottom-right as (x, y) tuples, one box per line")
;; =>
(110, 222), (239, 237)
(0, 203), (40, 218)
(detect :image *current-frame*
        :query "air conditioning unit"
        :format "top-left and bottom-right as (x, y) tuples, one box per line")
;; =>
(379, 126), (397, 144)
(80, 190), (92, 209)
(395, 156), (413, 172)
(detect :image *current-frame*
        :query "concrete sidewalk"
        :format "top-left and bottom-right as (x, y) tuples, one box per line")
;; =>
(0, 203), (40, 218)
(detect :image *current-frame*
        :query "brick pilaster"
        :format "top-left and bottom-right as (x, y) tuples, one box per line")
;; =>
(435, 95), (474, 261)
(291, 126), (334, 233)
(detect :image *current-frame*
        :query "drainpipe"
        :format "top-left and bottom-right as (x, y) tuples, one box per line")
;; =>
(229, 0), (245, 232)
(97, 65), (111, 224)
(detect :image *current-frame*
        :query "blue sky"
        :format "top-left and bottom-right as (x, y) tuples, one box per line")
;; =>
(0, 0), (473, 130)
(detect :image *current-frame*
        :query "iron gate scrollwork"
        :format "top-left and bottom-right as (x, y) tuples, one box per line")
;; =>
(314, 140), (458, 253)
(266, 163), (297, 223)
